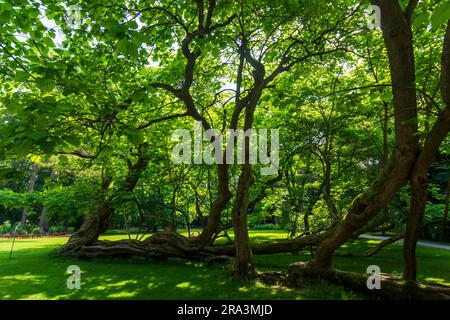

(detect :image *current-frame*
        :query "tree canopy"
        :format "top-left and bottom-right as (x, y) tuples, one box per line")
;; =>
(1, 0), (450, 299)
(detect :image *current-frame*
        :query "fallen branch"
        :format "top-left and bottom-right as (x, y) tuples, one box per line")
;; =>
(69, 232), (320, 260)
(335, 234), (404, 257)
(288, 262), (450, 300)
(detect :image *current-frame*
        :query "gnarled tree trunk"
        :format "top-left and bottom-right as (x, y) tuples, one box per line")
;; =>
(298, 0), (420, 270)
(231, 163), (256, 279)
(59, 144), (150, 253)
(404, 20), (450, 281)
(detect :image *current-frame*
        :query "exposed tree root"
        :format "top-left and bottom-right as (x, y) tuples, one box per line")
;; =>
(204, 234), (321, 256)
(288, 262), (450, 300)
(74, 232), (206, 260)
(60, 232), (320, 260)
(257, 271), (287, 286)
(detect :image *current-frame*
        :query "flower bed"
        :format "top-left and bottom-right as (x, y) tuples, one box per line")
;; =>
(1, 232), (72, 239)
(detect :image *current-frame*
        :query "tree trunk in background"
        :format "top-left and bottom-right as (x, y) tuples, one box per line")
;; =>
(301, 180), (326, 237)
(196, 163), (232, 248)
(303, 210), (310, 235)
(302, 0), (420, 269)
(284, 163), (306, 237)
(403, 21), (450, 281)
(382, 101), (390, 236)
(445, 175), (450, 222)
(194, 191), (207, 227)
(59, 176), (113, 253)
(323, 158), (339, 223)
(323, 117), (339, 223)
(21, 162), (37, 225)
(38, 167), (55, 231)
(170, 187), (178, 232)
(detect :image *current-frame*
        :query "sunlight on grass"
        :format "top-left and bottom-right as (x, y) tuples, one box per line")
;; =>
(107, 291), (137, 298)
(0, 231), (449, 300)
(176, 282), (192, 288)
(424, 277), (450, 286)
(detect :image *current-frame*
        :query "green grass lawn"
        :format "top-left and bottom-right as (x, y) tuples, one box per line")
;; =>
(0, 230), (449, 300)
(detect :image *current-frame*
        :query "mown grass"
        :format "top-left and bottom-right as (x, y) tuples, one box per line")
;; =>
(0, 230), (449, 300)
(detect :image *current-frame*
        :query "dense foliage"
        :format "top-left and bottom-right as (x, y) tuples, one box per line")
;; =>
(0, 0), (449, 292)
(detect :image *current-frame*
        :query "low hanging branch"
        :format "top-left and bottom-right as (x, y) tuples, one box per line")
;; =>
(335, 234), (404, 258)
(336, 219), (448, 258)
(288, 262), (450, 300)
(70, 231), (321, 260)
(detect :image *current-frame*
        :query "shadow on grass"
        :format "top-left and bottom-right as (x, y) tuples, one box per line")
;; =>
(0, 242), (359, 300)
(3, 234), (449, 300)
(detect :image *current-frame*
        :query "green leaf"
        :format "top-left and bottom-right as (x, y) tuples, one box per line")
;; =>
(12, 140), (34, 155)
(0, 168), (13, 178)
(36, 77), (56, 92)
(381, 91), (392, 103)
(115, 38), (139, 58)
(15, 70), (30, 82)
(431, 2), (450, 29)
(413, 9), (430, 28)
(64, 135), (80, 147)
(115, 38), (128, 55)
(38, 139), (56, 154)
(124, 129), (144, 145)
(126, 41), (139, 58)
(58, 155), (69, 164)
(401, 118), (418, 126)
(127, 20), (138, 30)
(27, 131), (47, 141)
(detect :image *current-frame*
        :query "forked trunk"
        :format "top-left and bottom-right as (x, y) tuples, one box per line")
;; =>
(59, 200), (114, 253)
(60, 144), (150, 253)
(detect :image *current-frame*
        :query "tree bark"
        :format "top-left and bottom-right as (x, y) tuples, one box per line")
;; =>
(38, 167), (55, 231)
(231, 163), (256, 279)
(196, 164), (232, 248)
(228, 40), (265, 279)
(305, 0), (420, 269)
(288, 262), (450, 300)
(445, 174), (450, 222)
(59, 144), (150, 253)
(73, 232), (320, 259)
(403, 20), (450, 281)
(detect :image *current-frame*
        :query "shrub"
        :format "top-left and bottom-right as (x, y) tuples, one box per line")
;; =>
(250, 223), (283, 230)
(0, 220), (13, 234)
(31, 227), (42, 236)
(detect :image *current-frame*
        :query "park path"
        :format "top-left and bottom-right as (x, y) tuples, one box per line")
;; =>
(359, 234), (450, 251)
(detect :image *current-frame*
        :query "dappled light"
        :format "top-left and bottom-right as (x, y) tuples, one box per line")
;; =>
(1, 0), (450, 303)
